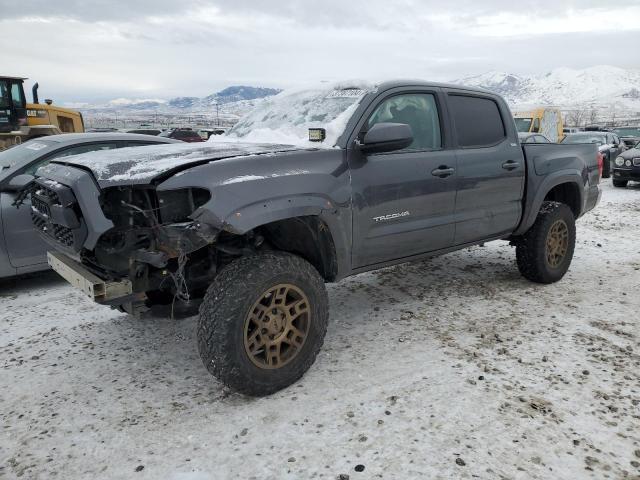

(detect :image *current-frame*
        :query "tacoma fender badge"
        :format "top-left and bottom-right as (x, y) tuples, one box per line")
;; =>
(372, 211), (410, 222)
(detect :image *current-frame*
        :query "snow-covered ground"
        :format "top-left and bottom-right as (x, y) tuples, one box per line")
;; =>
(1, 182), (639, 480)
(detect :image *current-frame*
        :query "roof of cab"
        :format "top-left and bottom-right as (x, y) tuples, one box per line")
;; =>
(376, 79), (495, 95)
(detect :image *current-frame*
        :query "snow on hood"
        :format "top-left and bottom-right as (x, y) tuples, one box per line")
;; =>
(46, 142), (302, 187)
(219, 81), (375, 148)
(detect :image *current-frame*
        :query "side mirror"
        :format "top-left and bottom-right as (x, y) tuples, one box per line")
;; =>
(358, 123), (413, 154)
(3, 174), (35, 193)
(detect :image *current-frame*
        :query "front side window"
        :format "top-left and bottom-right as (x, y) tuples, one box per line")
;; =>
(366, 93), (442, 151)
(449, 95), (506, 148)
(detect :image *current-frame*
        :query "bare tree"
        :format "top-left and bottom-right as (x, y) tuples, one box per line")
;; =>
(565, 109), (587, 127)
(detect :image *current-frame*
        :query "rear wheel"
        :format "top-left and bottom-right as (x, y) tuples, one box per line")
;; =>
(515, 201), (576, 284)
(613, 179), (628, 188)
(197, 252), (329, 396)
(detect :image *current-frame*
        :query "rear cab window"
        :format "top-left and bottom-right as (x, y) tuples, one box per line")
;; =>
(448, 94), (506, 148)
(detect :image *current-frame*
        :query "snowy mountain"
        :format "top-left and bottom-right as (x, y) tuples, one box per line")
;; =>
(456, 66), (640, 111)
(87, 85), (281, 113)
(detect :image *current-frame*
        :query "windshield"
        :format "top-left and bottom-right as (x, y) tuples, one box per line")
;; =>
(612, 127), (640, 137)
(561, 134), (606, 145)
(224, 83), (372, 146)
(514, 117), (533, 133)
(0, 140), (54, 172)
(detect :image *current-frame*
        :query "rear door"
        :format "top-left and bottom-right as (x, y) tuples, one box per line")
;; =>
(349, 88), (458, 268)
(445, 91), (525, 245)
(2, 142), (119, 268)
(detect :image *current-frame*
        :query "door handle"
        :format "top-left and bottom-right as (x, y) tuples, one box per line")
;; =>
(431, 166), (455, 178)
(502, 160), (520, 171)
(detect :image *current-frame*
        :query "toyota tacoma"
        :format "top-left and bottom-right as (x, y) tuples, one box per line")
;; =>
(29, 81), (602, 396)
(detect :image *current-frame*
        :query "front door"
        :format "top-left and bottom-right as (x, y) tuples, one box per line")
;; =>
(349, 91), (458, 268)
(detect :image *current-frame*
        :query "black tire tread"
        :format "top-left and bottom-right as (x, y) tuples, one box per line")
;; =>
(197, 252), (328, 396)
(515, 201), (576, 284)
(602, 156), (611, 179)
(612, 179), (627, 188)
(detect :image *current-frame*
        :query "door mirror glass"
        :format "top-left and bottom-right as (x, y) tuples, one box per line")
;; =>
(3, 173), (35, 193)
(359, 123), (414, 154)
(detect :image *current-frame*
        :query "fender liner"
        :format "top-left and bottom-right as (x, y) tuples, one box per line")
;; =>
(192, 194), (352, 280)
(513, 170), (585, 236)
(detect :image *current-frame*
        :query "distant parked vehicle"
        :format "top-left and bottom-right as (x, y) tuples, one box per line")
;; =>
(199, 128), (227, 140)
(561, 132), (626, 178)
(159, 128), (204, 142)
(612, 142), (640, 188)
(563, 127), (582, 135)
(611, 126), (640, 149)
(127, 129), (162, 136)
(518, 132), (551, 144)
(514, 108), (564, 142)
(0, 133), (180, 278)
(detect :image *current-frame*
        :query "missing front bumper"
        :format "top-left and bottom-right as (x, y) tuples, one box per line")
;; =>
(47, 251), (132, 303)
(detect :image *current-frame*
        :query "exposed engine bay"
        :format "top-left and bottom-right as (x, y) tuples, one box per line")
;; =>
(30, 179), (267, 314)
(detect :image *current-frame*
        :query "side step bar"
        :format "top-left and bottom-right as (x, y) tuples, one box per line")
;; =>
(47, 251), (132, 303)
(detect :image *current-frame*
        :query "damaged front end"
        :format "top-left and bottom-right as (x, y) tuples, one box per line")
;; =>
(31, 176), (253, 315)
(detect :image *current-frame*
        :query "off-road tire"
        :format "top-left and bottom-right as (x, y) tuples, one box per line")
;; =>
(602, 155), (611, 179)
(197, 252), (329, 396)
(515, 201), (576, 284)
(613, 179), (628, 188)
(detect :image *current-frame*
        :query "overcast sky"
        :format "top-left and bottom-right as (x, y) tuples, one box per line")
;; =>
(2, 0), (639, 104)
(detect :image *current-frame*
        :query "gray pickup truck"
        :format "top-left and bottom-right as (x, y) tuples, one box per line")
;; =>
(29, 81), (601, 396)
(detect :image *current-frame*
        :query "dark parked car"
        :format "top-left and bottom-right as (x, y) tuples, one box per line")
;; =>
(32, 81), (601, 396)
(518, 132), (551, 144)
(561, 132), (625, 178)
(159, 128), (204, 142)
(612, 142), (640, 188)
(611, 126), (640, 149)
(0, 133), (179, 278)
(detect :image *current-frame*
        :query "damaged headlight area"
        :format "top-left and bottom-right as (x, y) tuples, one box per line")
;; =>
(87, 186), (220, 311)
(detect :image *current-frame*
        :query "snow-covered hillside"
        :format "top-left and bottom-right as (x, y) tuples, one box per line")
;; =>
(456, 66), (640, 111)
(83, 85), (281, 114)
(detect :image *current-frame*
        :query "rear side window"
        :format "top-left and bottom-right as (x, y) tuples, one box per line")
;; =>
(448, 95), (506, 148)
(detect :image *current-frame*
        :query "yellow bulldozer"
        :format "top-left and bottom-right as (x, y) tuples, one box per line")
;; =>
(0, 76), (84, 150)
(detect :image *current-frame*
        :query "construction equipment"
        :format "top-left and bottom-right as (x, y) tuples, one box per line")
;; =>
(514, 107), (564, 143)
(0, 76), (84, 150)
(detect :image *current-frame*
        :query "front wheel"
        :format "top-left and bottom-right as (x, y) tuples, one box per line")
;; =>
(602, 154), (611, 179)
(197, 252), (329, 396)
(613, 179), (628, 188)
(515, 201), (576, 284)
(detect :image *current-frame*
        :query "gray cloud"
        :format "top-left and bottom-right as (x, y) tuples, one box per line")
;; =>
(1, 0), (638, 103)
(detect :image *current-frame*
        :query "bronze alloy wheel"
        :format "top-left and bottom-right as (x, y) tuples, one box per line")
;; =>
(243, 283), (311, 369)
(545, 219), (569, 268)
